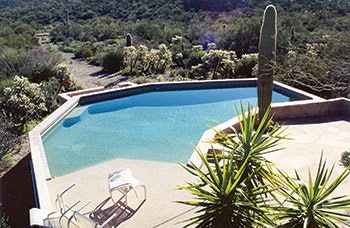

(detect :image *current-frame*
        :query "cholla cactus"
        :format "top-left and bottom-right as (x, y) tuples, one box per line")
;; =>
(257, 4), (277, 121)
(55, 64), (76, 93)
(136, 45), (149, 73)
(148, 48), (160, 72)
(156, 44), (172, 73)
(2, 76), (47, 125)
(123, 46), (137, 74)
(171, 35), (183, 45)
(124, 44), (172, 75)
(192, 45), (204, 52)
(201, 50), (237, 79)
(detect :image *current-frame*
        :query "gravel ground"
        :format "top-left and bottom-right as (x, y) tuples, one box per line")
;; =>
(59, 50), (123, 89)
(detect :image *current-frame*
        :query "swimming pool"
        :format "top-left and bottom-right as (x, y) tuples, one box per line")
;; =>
(42, 85), (304, 177)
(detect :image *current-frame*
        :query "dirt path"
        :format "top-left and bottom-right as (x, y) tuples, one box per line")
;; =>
(56, 47), (123, 89)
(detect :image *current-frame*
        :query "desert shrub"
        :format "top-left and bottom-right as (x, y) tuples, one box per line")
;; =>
(132, 20), (162, 43)
(123, 46), (138, 75)
(169, 68), (188, 79)
(133, 77), (147, 84)
(0, 112), (20, 170)
(0, 214), (10, 228)
(1, 76), (47, 130)
(234, 53), (258, 78)
(58, 40), (84, 54)
(100, 48), (124, 73)
(74, 45), (94, 59)
(341, 150), (350, 168)
(219, 16), (261, 58)
(39, 64), (78, 113)
(0, 46), (23, 78)
(148, 44), (172, 74)
(0, 45), (61, 83)
(183, 46), (205, 69)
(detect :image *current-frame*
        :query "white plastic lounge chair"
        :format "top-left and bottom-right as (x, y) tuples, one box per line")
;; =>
(54, 183), (90, 227)
(68, 210), (117, 228)
(108, 168), (146, 206)
(29, 184), (81, 227)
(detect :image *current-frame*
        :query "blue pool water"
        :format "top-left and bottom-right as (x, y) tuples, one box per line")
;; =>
(43, 87), (294, 176)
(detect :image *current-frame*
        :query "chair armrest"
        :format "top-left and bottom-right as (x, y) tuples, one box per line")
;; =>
(59, 183), (76, 197)
(76, 201), (91, 213)
(60, 200), (81, 226)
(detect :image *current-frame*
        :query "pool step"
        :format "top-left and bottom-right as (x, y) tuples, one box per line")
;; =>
(63, 107), (85, 128)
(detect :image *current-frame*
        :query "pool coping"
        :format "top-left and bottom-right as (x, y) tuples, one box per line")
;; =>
(29, 78), (326, 210)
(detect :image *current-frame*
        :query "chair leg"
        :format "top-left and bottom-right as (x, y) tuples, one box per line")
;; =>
(142, 184), (147, 201)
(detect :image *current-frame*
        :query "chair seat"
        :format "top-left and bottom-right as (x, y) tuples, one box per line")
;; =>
(108, 168), (146, 205)
(109, 168), (143, 192)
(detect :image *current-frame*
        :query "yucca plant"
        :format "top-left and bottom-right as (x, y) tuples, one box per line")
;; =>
(212, 103), (287, 191)
(177, 104), (285, 227)
(272, 154), (350, 227)
(178, 147), (275, 227)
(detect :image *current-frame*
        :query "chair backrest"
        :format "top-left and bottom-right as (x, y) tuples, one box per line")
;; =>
(55, 184), (76, 213)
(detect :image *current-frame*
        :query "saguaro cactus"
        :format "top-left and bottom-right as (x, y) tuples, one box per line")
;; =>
(290, 26), (296, 42)
(257, 4), (277, 121)
(126, 33), (133, 47)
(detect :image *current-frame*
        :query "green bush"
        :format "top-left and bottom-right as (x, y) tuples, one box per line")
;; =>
(0, 214), (10, 228)
(133, 77), (147, 84)
(74, 46), (94, 59)
(234, 53), (258, 78)
(0, 113), (20, 172)
(341, 150), (350, 168)
(101, 48), (124, 73)
(184, 48), (205, 69)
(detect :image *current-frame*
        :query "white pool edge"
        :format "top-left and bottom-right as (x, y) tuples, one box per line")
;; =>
(29, 97), (79, 209)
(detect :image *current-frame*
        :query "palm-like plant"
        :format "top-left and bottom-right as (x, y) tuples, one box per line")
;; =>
(273, 154), (350, 227)
(212, 103), (287, 190)
(178, 147), (275, 227)
(177, 104), (285, 227)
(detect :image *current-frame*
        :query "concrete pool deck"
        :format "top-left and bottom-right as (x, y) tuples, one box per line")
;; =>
(45, 114), (350, 227)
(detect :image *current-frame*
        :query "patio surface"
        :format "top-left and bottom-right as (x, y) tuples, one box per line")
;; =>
(46, 114), (350, 227)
